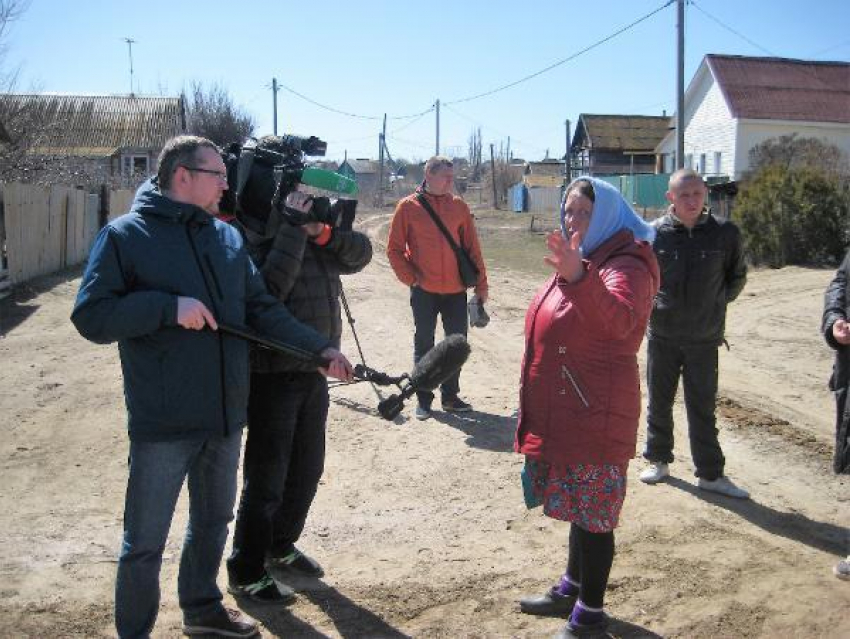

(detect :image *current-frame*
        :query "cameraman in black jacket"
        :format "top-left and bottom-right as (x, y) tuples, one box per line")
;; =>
(639, 169), (749, 498)
(821, 250), (850, 579)
(227, 188), (372, 602)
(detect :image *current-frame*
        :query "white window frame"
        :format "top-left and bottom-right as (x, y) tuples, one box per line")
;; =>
(122, 154), (150, 178)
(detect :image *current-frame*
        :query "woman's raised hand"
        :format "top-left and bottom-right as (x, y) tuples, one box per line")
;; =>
(544, 230), (584, 283)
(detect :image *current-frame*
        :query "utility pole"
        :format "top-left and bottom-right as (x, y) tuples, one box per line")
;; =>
(377, 113), (387, 208)
(272, 78), (279, 136)
(507, 136), (511, 164)
(122, 37), (136, 96)
(676, 0), (685, 169)
(435, 99), (440, 156)
(564, 119), (571, 183)
(489, 143), (498, 210)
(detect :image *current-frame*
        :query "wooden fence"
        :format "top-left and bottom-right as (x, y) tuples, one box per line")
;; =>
(108, 188), (135, 222)
(1, 183), (135, 285)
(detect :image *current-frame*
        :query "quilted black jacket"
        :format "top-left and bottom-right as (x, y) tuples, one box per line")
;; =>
(245, 218), (372, 373)
(648, 210), (747, 345)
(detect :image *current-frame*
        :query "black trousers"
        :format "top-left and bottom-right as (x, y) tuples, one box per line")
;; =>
(565, 524), (615, 609)
(644, 338), (725, 480)
(227, 371), (328, 584)
(410, 286), (468, 407)
(834, 387), (850, 474)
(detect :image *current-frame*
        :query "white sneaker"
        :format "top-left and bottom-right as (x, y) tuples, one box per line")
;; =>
(698, 475), (750, 499)
(639, 462), (669, 484)
(833, 556), (850, 581)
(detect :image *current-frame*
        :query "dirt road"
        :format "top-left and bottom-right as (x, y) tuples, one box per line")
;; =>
(1, 211), (847, 638)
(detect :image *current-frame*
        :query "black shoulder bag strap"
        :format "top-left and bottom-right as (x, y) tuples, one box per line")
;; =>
(416, 193), (464, 254)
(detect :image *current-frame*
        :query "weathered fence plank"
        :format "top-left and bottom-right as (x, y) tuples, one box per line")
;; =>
(108, 189), (134, 221)
(2, 183), (116, 285)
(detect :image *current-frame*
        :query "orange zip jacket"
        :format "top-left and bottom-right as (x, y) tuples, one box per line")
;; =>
(386, 188), (488, 299)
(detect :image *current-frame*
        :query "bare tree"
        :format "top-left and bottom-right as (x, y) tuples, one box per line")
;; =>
(0, 0), (69, 182)
(0, 0), (29, 70)
(748, 133), (849, 177)
(183, 82), (256, 147)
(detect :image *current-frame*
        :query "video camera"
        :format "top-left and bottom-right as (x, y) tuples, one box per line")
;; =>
(219, 134), (359, 235)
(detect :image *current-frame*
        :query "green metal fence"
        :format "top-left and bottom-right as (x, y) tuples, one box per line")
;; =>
(596, 174), (669, 209)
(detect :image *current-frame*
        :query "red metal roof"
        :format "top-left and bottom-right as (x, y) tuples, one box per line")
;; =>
(707, 54), (850, 124)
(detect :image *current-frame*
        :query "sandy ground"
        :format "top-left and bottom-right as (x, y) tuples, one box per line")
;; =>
(1, 210), (848, 638)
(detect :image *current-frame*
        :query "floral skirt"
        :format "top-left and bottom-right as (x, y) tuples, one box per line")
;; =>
(523, 457), (628, 533)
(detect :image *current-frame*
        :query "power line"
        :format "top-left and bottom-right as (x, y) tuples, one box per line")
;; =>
(442, 103), (549, 156)
(326, 133), (377, 145)
(265, 1), (674, 150)
(807, 38), (850, 59)
(384, 133), (434, 152)
(444, 0), (675, 106)
(689, 1), (777, 57)
(388, 108), (432, 135)
(690, 0), (840, 89)
(275, 80), (434, 121)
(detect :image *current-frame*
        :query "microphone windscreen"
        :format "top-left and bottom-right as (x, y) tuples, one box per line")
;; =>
(410, 334), (471, 392)
(300, 167), (358, 195)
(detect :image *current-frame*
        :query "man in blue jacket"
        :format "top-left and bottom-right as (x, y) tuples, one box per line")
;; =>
(71, 135), (352, 639)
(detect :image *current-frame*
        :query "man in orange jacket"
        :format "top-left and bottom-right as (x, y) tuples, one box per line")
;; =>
(387, 156), (488, 420)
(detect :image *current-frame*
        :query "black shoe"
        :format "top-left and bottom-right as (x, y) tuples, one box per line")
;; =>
(442, 396), (473, 412)
(227, 573), (296, 605)
(267, 546), (324, 577)
(555, 613), (611, 638)
(183, 607), (260, 637)
(519, 587), (576, 617)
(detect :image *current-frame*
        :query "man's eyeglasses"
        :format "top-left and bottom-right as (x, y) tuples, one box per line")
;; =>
(180, 166), (228, 181)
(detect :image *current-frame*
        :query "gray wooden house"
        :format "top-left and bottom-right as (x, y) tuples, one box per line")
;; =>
(0, 94), (185, 187)
(570, 114), (671, 176)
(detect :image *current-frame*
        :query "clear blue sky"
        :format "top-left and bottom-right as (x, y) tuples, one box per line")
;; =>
(5, 0), (850, 162)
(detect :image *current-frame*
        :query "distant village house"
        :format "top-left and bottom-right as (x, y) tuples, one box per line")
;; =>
(0, 94), (186, 188)
(656, 54), (850, 179)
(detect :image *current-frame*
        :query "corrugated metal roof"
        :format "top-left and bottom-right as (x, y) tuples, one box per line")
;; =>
(0, 94), (185, 155)
(576, 114), (671, 151)
(707, 54), (850, 124)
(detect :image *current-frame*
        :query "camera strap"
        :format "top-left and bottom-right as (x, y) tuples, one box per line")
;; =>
(235, 138), (257, 213)
(234, 138), (286, 242)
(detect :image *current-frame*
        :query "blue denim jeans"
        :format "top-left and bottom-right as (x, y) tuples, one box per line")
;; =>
(410, 286), (468, 407)
(115, 432), (242, 638)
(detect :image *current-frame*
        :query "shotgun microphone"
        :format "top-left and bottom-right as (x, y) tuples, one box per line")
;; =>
(377, 335), (471, 421)
(410, 334), (471, 391)
(216, 322), (330, 368)
(214, 323), (471, 421)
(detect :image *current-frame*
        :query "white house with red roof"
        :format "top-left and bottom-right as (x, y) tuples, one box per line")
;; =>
(656, 54), (850, 179)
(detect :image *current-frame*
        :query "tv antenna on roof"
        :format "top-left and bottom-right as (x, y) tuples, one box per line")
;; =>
(122, 37), (136, 96)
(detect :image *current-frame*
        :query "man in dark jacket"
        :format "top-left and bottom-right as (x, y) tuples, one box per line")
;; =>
(227, 181), (372, 601)
(71, 135), (352, 639)
(821, 250), (850, 579)
(639, 169), (749, 498)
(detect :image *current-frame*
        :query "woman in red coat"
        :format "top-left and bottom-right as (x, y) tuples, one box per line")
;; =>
(516, 177), (659, 636)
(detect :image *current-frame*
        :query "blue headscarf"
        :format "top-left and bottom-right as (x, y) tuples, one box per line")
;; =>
(559, 176), (655, 256)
